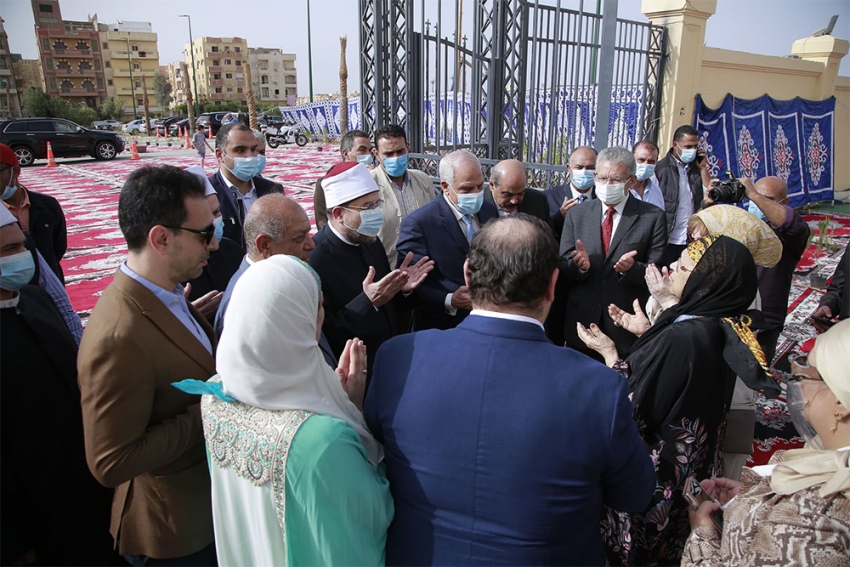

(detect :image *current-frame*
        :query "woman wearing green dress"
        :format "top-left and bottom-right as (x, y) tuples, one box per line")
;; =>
(200, 254), (393, 566)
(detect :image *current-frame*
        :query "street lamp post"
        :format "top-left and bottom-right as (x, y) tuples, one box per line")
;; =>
(179, 14), (201, 118)
(125, 37), (138, 119)
(307, 0), (314, 102)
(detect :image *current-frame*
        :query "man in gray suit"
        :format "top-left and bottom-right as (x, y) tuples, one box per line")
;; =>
(559, 146), (667, 356)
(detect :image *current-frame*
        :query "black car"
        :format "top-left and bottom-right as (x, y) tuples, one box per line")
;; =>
(0, 118), (125, 166)
(168, 118), (191, 137)
(155, 116), (186, 137)
(197, 111), (248, 136)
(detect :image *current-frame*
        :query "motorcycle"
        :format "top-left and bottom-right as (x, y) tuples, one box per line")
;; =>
(264, 120), (309, 148)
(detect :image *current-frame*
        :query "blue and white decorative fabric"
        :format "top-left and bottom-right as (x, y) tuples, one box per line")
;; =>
(694, 94), (835, 208)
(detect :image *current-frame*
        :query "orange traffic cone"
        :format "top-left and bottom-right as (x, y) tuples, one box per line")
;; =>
(208, 126), (213, 140)
(184, 130), (192, 150)
(130, 136), (141, 160)
(156, 126), (161, 140)
(46, 141), (58, 167)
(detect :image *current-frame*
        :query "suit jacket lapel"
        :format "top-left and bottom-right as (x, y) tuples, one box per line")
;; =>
(584, 199), (604, 259)
(606, 196), (638, 261)
(437, 196), (470, 253)
(115, 270), (217, 376)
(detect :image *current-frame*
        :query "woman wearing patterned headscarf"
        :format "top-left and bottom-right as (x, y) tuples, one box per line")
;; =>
(189, 255), (393, 566)
(682, 319), (850, 565)
(585, 235), (779, 566)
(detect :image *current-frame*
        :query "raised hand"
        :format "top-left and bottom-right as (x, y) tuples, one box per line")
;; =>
(613, 250), (638, 274)
(576, 322), (619, 367)
(560, 196), (579, 217)
(609, 299), (650, 337)
(398, 252), (435, 292)
(335, 338), (367, 410)
(362, 266), (409, 308)
(571, 239), (590, 271)
(185, 283), (224, 320)
(645, 263), (677, 309)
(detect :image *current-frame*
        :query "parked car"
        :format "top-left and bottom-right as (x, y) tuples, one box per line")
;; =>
(197, 111), (248, 136)
(154, 116), (186, 136)
(168, 118), (191, 137)
(0, 117), (125, 166)
(122, 119), (148, 135)
(90, 120), (122, 131)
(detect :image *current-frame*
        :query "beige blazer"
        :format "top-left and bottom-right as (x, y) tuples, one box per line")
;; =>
(371, 166), (436, 269)
(78, 268), (216, 558)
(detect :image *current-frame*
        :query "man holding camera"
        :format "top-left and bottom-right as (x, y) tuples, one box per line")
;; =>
(741, 176), (809, 363)
(655, 125), (713, 267)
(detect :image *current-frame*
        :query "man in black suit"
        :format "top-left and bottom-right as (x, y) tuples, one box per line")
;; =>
(545, 146), (598, 241)
(559, 146), (667, 356)
(208, 123), (283, 252)
(309, 162), (433, 381)
(484, 159), (550, 227)
(0, 143), (67, 283)
(397, 150), (499, 331)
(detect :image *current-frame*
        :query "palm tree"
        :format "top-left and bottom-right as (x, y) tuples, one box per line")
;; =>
(339, 36), (348, 136)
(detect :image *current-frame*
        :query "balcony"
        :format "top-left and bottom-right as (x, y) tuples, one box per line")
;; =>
(58, 87), (103, 95)
(210, 79), (223, 86)
(210, 93), (225, 100)
(208, 66), (222, 73)
(49, 48), (94, 58)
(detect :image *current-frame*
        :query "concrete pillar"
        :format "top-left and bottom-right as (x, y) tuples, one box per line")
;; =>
(642, 0), (716, 148)
(791, 35), (849, 100)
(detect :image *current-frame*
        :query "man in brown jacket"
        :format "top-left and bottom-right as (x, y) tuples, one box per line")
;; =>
(78, 166), (219, 565)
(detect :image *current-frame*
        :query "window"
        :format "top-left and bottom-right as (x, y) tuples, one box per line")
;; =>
(234, 46), (241, 52)
(39, 4), (53, 12)
(107, 79), (113, 86)
(260, 63), (268, 70)
(105, 61), (110, 68)
(55, 120), (78, 132)
(60, 79), (73, 92)
(41, 37), (50, 50)
(236, 60), (242, 67)
(53, 40), (68, 51)
(213, 73), (221, 80)
(56, 60), (72, 71)
(79, 60), (92, 71)
(76, 41), (89, 50)
(96, 78), (104, 89)
(261, 88), (269, 97)
(226, 87), (233, 93)
(215, 87), (222, 94)
(211, 46), (219, 53)
(82, 79), (95, 91)
(237, 87), (243, 94)
(274, 89), (280, 96)
(285, 76), (296, 84)
(4, 121), (27, 132)
(224, 59), (231, 65)
(49, 77), (57, 90)
(135, 81), (141, 88)
(29, 120), (56, 132)
(261, 75), (268, 84)
(132, 45), (138, 52)
(45, 57), (53, 69)
(94, 59), (100, 70)
(137, 98), (144, 106)
(133, 63), (140, 70)
(92, 42), (99, 52)
(213, 59), (219, 66)
(225, 73), (232, 79)
(102, 42), (109, 49)
(139, 51), (146, 58)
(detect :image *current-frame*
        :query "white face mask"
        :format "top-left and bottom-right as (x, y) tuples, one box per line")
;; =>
(595, 182), (627, 205)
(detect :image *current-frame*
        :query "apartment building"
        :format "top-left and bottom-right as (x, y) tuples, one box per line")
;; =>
(0, 18), (23, 117)
(185, 36), (248, 106)
(31, 0), (107, 108)
(98, 20), (162, 116)
(247, 47), (297, 106)
(166, 61), (187, 109)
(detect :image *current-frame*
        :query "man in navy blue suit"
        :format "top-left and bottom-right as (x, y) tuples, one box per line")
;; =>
(208, 123), (284, 253)
(365, 214), (655, 565)
(396, 149), (498, 330)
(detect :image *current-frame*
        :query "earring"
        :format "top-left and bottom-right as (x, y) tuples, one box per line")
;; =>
(832, 401), (843, 434)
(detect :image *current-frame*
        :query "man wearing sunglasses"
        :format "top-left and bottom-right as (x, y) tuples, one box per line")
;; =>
(78, 166), (219, 566)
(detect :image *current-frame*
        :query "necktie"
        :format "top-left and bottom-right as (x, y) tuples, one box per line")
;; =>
(462, 215), (475, 243)
(602, 207), (615, 256)
(578, 194), (588, 203)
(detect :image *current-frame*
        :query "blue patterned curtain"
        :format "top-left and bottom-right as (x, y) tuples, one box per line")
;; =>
(694, 94), (835, 208)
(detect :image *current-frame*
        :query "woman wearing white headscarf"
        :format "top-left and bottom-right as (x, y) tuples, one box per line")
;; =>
(198, 255), (392, 566)
(682, 319), (850, 565)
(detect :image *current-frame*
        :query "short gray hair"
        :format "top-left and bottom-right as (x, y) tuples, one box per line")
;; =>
(439, 149), (481, 186)
(244, 194), (293, 257)
(597, 146), (636, 177)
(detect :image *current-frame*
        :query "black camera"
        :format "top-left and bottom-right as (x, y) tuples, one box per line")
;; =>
(708, 173), (746, 203)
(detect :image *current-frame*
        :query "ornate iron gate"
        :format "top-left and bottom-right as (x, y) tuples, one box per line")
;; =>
(360, 0), (665, 187)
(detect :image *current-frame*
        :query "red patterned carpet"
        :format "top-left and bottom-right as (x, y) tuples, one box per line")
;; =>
(20, 145), (338, 320)
(20, 152), (848, 465)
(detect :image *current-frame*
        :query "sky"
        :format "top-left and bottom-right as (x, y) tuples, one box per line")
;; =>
(1, 0), (848, 97)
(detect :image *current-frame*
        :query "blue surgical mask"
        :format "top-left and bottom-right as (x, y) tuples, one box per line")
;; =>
(213, 216), (225, 243)
(356, 153), (374, 166)
(679, 148), (697, 164)
(635, 163), (655, 181)
(255, 154), (267, 176)
(353, 207), (384, 237)
(382, 154), (408, 177)
(2, 170), (17, 201)
(450, 186), (484, 215)
(570, 169), (595, 190)
(224, 153), (261, 181)
(0, 250), (36, 291)
(747, 201), (768, 222)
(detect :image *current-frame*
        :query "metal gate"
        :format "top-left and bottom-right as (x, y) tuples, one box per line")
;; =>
(360, 0), (665, 187)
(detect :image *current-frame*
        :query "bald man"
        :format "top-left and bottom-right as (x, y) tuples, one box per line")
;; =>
(545, 146), (598, 240)
(740, 176), (809, 362)
(214, 193), (316, 338)
(484, 159), (551, 226)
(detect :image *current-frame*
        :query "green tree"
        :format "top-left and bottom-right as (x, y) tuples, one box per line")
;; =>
(13, 61), (42, 92)
(174, 102), (188, 116)
(20, 87), (50, 117)
(69, 103), (98, 127)
(99, 97), (125, 121)
(153, 71), (173, 109)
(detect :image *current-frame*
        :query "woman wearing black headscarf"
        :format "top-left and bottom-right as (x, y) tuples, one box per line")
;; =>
(581, 235), (779, 566)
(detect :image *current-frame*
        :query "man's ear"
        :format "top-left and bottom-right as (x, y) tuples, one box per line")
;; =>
(148, 225), (171, 256)
(441, 181), (450, 195)
(330, 206), (346, 222)
(255, 233), (271, 258)
(545, 268), (559, 303)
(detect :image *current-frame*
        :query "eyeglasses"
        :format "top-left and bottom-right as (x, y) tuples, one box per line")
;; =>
(162, 224), (216, 245)
(344, 199), (384, 211)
